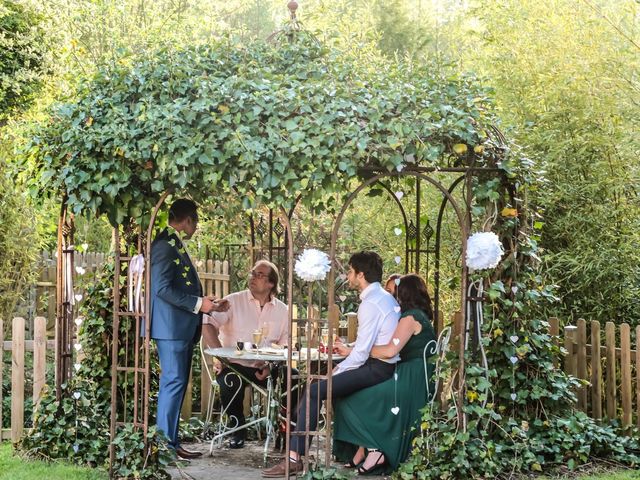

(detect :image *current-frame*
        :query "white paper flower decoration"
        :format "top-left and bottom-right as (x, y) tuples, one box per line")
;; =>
(295, 249), (331, 281)
(466, 232), (504, 270)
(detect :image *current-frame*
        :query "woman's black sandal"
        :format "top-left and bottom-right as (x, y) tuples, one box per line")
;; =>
(344, 450), (365, 468)
(357, 450), (387, 475)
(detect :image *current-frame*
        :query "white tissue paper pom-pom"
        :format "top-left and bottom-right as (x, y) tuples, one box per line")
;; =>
(294, 249), (331, 282)
(466, 232), (504, 270)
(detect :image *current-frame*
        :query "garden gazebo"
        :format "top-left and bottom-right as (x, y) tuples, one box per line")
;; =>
(31, 18), (519, 477)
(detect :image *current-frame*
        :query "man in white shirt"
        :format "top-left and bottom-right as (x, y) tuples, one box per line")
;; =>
(262, 251), (400, 478)
(203, 259), (289, 449)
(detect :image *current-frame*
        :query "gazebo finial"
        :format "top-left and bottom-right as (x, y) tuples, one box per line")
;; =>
(287, 1), (298, 21)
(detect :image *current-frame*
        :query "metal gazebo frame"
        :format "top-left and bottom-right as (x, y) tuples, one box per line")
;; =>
(52, 155), (509, 477)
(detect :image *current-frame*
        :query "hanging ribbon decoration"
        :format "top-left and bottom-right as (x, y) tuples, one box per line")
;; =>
(65, 244), (75, 307)
(465, 231), (504, 409)
(128, 254), (145, 313)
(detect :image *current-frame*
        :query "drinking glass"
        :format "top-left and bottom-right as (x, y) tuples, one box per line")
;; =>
(320, 328), (329, 346)
(252, 329), (263, 350)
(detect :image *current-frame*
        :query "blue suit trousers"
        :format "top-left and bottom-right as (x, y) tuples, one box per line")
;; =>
(156, 338), (194, 448)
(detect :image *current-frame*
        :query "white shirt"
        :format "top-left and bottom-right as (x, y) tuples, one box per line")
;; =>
(334, 282), (400, 374)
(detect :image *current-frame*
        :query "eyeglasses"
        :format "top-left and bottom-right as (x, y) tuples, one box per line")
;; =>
(249, 270), (269, 280)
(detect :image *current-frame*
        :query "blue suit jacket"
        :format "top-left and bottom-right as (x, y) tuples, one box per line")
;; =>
(150, 228), (203, 341)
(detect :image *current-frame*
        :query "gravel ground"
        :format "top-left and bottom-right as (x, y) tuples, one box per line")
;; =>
(166, 439), (387, 479)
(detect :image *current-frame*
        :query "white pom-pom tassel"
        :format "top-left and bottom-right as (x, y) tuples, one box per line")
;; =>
(466, 232), (504, 270)
(294, 249), (331, 282)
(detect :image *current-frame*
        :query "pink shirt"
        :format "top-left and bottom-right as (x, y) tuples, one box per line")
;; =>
(203, 289), (289, 367)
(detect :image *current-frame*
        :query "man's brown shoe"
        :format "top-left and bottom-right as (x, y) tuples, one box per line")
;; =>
(262, 458), (303, 477)
(175, 446), (203, 459)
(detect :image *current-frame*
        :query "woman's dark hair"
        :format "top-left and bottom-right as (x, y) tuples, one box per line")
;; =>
(169, 198), (198, 223)
(348, 251), (383, 284)
(385, 273), (402, 297)
(397, 274), (434, 319)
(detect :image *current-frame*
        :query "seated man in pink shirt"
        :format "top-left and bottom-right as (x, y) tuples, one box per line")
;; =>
(202, 259), (288, 449)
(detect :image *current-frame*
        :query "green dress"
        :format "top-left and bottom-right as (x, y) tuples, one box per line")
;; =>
(333, 308), (436, 473)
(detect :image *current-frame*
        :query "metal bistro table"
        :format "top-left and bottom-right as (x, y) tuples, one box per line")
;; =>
(204, 346), (288, 464)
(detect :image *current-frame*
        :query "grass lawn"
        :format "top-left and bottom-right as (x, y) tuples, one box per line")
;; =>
(0, 442), (107, 480)
(536, 469), (638, 480)
(575, 473), (639, 480)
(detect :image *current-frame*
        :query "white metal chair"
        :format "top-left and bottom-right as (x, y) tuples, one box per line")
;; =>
(199, 340), (221, 436)
(424, 326), (452, 403)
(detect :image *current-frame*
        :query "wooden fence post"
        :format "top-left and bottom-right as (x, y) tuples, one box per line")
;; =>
(605, 322), (617, 420)
(33, 316), (47, 409)
(576, 319), (587, 411)
(11, 317), (25, 443)
(620, 323), (632, 430)
(564, 325), (577, 378)
(590, 320), (602, 421)
(222, 261), (229, 297)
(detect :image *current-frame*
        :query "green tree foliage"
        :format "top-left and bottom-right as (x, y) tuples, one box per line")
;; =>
(448, 0), (640, 325)
(34, 0), (280, 80)
(0, 0), (51, 323)
(0, 154), (42, 322)
(302, 0), (640, 326)
(0, 0), (50, 123)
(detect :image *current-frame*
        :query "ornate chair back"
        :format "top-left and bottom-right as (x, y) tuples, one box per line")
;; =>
(424, 326), (452, 403)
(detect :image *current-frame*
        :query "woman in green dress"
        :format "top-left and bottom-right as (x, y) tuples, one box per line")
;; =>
(333, 273), (436, 475)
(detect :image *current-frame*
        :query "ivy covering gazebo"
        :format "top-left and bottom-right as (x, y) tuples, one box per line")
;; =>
(20, 14), (638, 480)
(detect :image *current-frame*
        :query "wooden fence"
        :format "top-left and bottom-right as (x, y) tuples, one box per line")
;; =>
(5, 305), (639, 442)
(551, 317), (640, 429)
(0, 317), (52, 441)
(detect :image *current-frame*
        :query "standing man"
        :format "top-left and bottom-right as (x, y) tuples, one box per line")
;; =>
(262, 250), (400, 477)
(151, 198), (228, 460)
(202, 259), (289, 449)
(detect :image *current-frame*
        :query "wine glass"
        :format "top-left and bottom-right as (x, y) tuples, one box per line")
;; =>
(320, 328), (330, 346)
(252, 329), (263, 351)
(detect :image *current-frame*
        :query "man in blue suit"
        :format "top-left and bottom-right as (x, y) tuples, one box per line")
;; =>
(151, 198), (228, 459)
